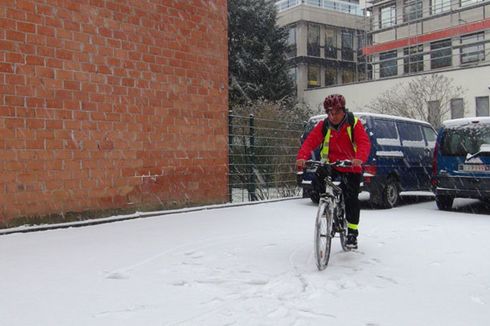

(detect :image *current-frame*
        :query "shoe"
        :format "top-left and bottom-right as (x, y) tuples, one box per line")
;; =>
(345, 234), (358, 250)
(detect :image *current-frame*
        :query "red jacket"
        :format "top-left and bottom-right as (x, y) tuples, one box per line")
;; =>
(297, 117), (371, 174)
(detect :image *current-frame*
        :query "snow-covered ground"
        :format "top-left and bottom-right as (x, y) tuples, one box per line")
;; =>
(1, 197), (490, 326)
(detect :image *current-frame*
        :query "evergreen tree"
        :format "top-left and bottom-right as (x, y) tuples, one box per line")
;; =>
(228, 0), (294, 106)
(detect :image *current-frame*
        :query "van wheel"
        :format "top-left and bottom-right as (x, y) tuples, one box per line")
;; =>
(381, 179), (400, 208)
(310, 191), (320, 204)
(436, 195), (453, 210)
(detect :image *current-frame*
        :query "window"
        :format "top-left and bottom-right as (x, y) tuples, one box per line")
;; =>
(422, 126), (437, 146)
(373, 119), (400, 145)
(441, 125), (490, 156)
(399, 123), (424, 145)
(428, 100), (440, 124)
(286, 25), (297, 58)
(307, 65), (320, 88)
(325, 66), (337, 86)
(476, 96), (489, 116)
(403, 0), (422, 22)
(450, 98), (464, 119)
(325, 28), (337, 59)
(288, 67), (297, 91)
(307, 24), (320, 57)
(379, 50), (397, 77)
(341, 31), (354, 61)
(357, 62), (370, 81)
(430, 39), (452, 69)
(460, 32), (485, 64)
(380, 4), (396, 29)
(460, 0), (484, 7)
(403, 45), (424, 74)
(341, 68), (355, 84)
(431, 0), (450, 15)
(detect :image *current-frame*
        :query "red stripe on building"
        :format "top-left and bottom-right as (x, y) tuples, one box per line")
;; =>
(362, 18), (490, 55)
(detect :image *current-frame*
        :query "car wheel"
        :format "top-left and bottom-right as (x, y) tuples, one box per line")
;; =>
(436, 195), (454, 211)
(310, 191), (320, 204)
(381, 178), (400, 209)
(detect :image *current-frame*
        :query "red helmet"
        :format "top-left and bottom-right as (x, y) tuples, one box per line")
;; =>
(323, 94), (346, 112)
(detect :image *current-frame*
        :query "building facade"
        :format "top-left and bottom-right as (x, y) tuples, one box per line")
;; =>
(276, 0), (370, 101)
(301, 0), (490, 119)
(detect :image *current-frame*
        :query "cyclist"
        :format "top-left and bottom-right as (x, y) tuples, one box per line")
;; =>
(296, 94), (371, 249)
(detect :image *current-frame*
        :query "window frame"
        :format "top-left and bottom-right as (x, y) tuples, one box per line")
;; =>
(379, 4), (396, 29)
(430, 39), (452, 69)
(379, 50), (398, 78)
(403, 44), (424, 74)
(307, 64), (321, 88)
(460, 32), (485, 64)
(307, 23), (321, 57)
(325, 27), (337, 59)
(403, 0), (423, 22)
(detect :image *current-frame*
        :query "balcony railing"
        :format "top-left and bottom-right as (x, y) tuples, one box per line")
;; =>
(276, 0), (364, 16)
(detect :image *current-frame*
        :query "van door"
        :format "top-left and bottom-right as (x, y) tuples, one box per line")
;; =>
(397, 122), (430, 190)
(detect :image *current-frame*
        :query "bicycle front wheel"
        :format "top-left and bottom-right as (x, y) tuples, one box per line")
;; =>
(314, 201), (333, 271)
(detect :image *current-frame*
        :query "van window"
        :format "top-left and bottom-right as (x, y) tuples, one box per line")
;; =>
(398, 122), (425, 147)
(422, 126), (436, 146)
(441, 125), (490, 156)
(372, 119), (400, 145)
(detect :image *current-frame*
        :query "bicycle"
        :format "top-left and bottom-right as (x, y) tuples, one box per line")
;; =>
(306, 159), (353, 271)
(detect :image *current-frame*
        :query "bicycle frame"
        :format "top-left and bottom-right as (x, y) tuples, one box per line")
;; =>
(310, 160), (351, 270)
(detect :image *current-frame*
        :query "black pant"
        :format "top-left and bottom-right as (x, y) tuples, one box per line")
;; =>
(314, 170), (361, 234)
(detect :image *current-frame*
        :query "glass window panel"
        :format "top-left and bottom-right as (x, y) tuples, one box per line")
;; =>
(286, 25), (297, 58)
(399, 123), (423, 141)
(342, 68), (355, 84)
(476, 96), (489, 117)
(450, 98), (464, 119)
(380, 50), (398, 77)
(325, 66), (337, 86)
(373, 119), (399, 139)
(431, 0), (450, 15)
(341, 31), (354, 61)
(460, 32), (485, 64)
(307, 24), (320, 57)
(307, 65), (320, 88)
(403, 0), (423, 22)
(325, 28), (337, 59)
(403, 45), (424, 74)
(380, 4), (396, 28)
(430, 39), (452, 69)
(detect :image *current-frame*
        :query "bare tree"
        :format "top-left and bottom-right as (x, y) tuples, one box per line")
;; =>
(367, 74), (465, 128)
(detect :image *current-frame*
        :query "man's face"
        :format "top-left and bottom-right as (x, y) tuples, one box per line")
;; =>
(326, 107), (345, 125)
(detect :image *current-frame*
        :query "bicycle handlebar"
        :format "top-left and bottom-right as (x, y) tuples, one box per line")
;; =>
(305, 159), (352, 169)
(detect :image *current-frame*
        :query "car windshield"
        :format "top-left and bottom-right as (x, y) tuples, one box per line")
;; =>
(441, 125), (490, 156)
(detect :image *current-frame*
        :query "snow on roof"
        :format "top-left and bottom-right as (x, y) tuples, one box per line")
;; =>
(442, 117), (490, 128)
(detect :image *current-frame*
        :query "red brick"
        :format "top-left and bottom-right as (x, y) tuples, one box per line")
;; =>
(1, 0), (228, 223)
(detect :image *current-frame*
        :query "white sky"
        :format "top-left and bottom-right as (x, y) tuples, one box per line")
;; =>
(1, 197), (490, 325)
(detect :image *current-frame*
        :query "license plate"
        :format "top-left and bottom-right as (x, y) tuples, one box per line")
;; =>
(459, 164), (490, 172)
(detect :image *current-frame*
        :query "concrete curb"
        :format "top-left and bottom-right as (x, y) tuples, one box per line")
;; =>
(0, 196), (303, 236)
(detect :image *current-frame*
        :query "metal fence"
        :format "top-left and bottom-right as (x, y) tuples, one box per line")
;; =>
(228, 113), (305, 202)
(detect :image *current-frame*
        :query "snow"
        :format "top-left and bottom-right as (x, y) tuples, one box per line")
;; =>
(1, 197), (490, 325)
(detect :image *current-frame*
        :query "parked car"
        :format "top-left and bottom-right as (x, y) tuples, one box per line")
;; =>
(432, 117), (490, 210)
(298, 112), (437, 208)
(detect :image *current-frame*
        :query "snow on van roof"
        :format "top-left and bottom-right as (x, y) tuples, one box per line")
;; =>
(307, 111), (432, 125)
(442, 117), (490, 128)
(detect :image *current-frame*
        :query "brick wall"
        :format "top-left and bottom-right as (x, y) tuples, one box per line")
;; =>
(0, 0), (229, 226)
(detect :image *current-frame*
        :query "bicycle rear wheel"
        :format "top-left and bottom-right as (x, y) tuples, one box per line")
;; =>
(314, 201), (333, 270)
